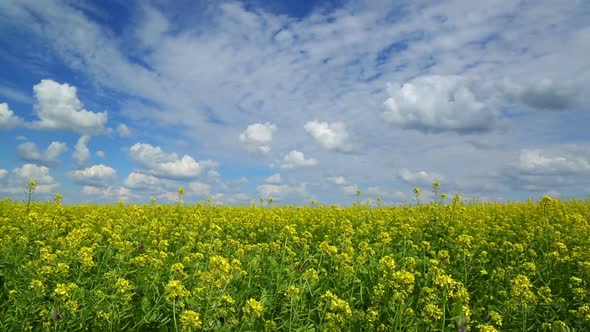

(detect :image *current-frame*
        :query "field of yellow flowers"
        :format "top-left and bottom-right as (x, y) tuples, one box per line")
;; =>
(0, 192), (589, 331)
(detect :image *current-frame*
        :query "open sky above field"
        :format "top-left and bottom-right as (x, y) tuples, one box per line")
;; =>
(0, 0), (589, 205)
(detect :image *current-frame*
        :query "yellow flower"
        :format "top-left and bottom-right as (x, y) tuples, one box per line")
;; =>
(209, 255), (231, 275)
(29, 279), (45, 291)
(165, 280), (190, 300)
(422, 303), (443, 322)
(79, 246), (96, 267)
(66, 300), (79, 312)
(285, 285), (301, 301)
(116, 278), (131, 294)
(54, 283), (78, 299)
(180, 310), (202, 330)
(171, 262), (187, 278)
(477, 324), (499, 332)
(489, 311), (503, 326)
(243, 298), (264, 318)
(511, 274), (537, 305)
(220, 294), (235, 305)
(57, 263), (70, 274)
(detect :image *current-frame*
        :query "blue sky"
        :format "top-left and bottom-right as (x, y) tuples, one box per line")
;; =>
(1, 0), (589, 205)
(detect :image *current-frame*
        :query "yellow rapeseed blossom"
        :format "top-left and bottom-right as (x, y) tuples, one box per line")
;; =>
(165, 280), (190, 300)
(422, 303), (443, 322)
(115, 277), (131, 294)
(180, 310), (202, 330)
(285, 285), (301, 301)
(511, 274), (537, 306)
(243, 298), (264, 318)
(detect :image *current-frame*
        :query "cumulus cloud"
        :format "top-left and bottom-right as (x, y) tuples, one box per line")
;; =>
(73, 136), (91, 167)
(71, 164), (117, 186)
(117, 123), (132, 137)
(265, 173), (281, 183)
(304, 121), (352, 152)
(383, 76), (496, 134)
(239, 122), (276, 155)
(16, 141), (68, 167)
(82, 185), (130, 201)
(128, 143), (203, 179)
(32, 80), (108, 135)
(0, 103), (23, 130)
(328, 176), (349, 185)
(399, 168), (445, 185)
(96, 150), (105, 158)
(7, 164), (59, 193)
(281, 150), (318, 169)
(124, 172), (163, 189)
(188, 181), (211, 197)
(256, 183), (308, 201)
(0, 169), (7, 179)
(518, 148), (590, 175)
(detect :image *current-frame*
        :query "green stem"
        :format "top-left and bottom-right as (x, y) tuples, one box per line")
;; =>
(173, 301), (178, 332)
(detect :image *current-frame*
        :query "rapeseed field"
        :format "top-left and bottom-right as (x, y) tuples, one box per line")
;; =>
(0, 187), (589, 331)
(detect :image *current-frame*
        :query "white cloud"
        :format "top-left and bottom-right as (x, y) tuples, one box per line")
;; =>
(256, 183), (308, 201)
(73, 136), (91, 167)
(155, 191), (182, 203)
(341, 184), (360, 195)
(124, 171), (211, 197)
(0, 103), (23, 130)
(117, 123), (132, 137)
(367, 186), (387, 197)
(304, 120), (352, 152)
(82, 185), (130, 200)
(328, 176), (348, 185)
(16, 141), (68, 167)
(124, 172), (162, 189)
(519, 148), (590, 175)
(96, 150), (105, 158)
(399, 168), (445, 185)
(239, 122), (276, 155)
(72, 164), (117, 186)
(188, 181), (211, 197)
(128, 143), (203, 179)
(32, 80), (108, 135)
(0, 169), (7, 179)
(367, 186), (407, 201)
(13, 164), (56, 184)
(265, 173), (281, 183)
(281, 150), (318, 169)
(16, 135), (27, 141)
(383, 76), (496, 134)
(8, 164), (59, 193)
(304, 121), (352, 151)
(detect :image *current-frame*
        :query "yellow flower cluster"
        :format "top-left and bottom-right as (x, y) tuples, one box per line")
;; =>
(243, 298), (264, 318)
(180, 310), (202, 331)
